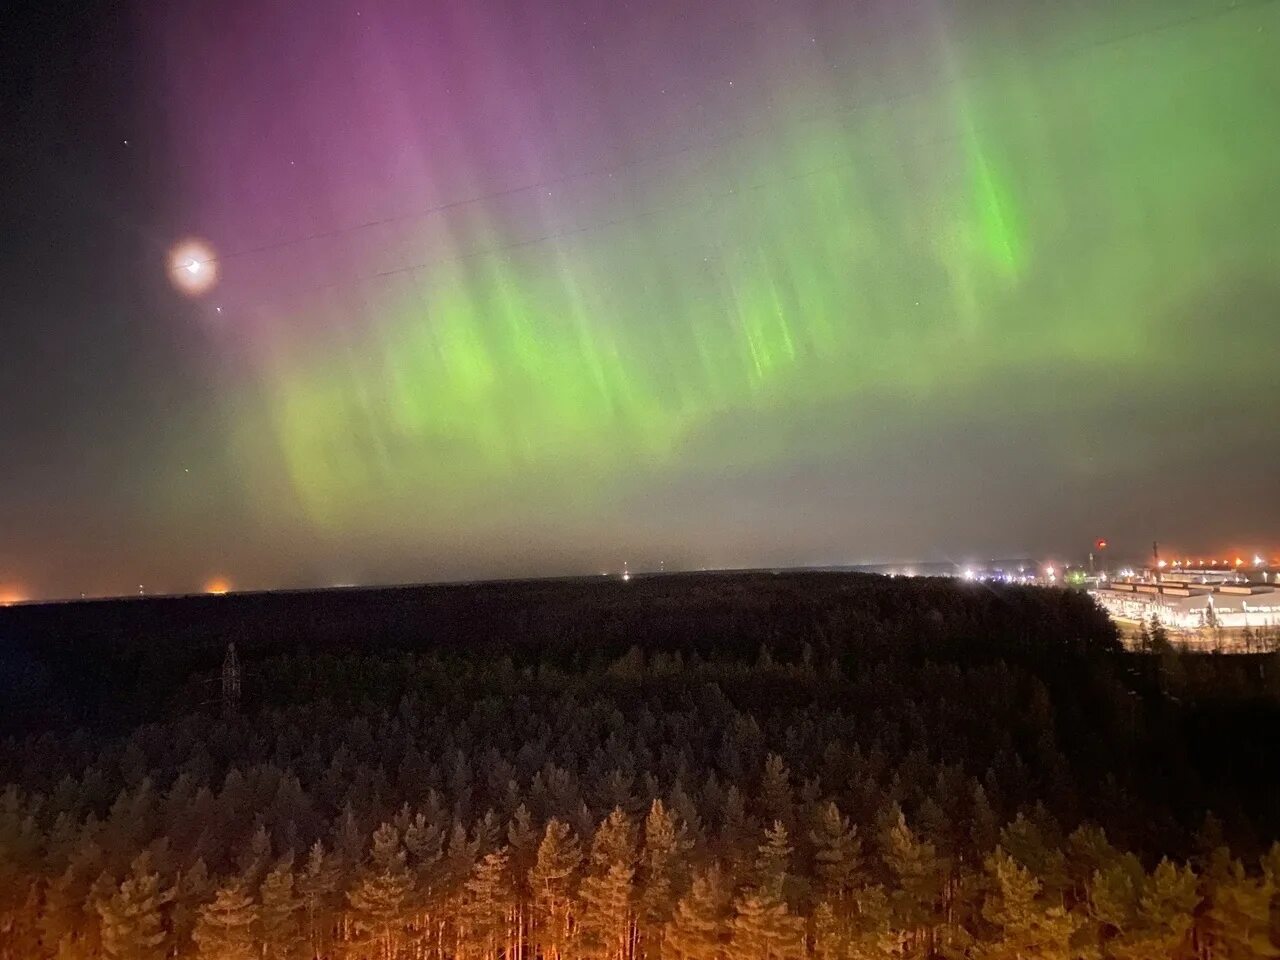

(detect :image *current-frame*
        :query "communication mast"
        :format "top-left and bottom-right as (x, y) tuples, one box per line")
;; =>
(1152, 541), (1161, 583)
(221, 642), (241, 716)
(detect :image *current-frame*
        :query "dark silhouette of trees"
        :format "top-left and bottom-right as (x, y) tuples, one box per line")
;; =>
(1, 572), (1279, 958)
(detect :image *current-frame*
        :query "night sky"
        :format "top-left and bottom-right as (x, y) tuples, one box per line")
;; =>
(2, 0), (1278, 600)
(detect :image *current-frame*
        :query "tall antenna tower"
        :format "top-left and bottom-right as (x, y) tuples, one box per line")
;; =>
(221, 642), (241, 716)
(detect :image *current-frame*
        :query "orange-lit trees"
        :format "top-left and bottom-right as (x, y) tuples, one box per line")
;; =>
(193, 877), (257, 960)
(728, 823), (804, 960)
(298, 841), (342, 960)
(95, 852), (172, 960)
(459, 848), (514, 960)
(638, 798), (689, 957)
(346, 823), (413, 960)
(530, 818), (583, 960)
(578, 808), (638, 960)
(258, 855), (305, 960)
(664, 865), (729, 960)
(978, 849), (1080, 960)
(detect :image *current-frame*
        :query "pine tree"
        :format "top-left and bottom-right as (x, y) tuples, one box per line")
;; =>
(728, 887), (804, 960)
(579, 808), (637, 960)
(754, 821), (793, 897)
(172, 859), (213, 956)
(1104, 858), (1197, 960)
(530, 818), (583, 960)
(979, 849), (1079, 960)
(664, 865), (728, 960)
(811, 901), (846, 960)
(236, 824), (272, 889)
(1136, 619), (1152, 653)
(846, 885), (899, 960)
(1201, 858), (1280, 960)
(639, 798), (688, 950)
(508, 805), (541, 960)
(460, 847), (514, 960)
(1064, 825), (1119, 904)
(347, 822), (414, 960)
(194, 876), (258, 960)
(760, 755), (794, 831)
(809, 801), (863, 902)
(969, 784), (1000, 858)
(443, 818), (481, 958)
(1149, 614), (1172, 653)
(403, 808), (448, 953)
(1088, 855), (1142, 935)
(40, 842), (104, 960)
(259, 855), (305, 960)
(880, 807), (943, 957)
(999, 813), (1068, 902)
(719, 786), (751, 863)
(724, 821), (803, 960)
(298, 841), (341, 960)
(0, 881), (41, 960)
(95, 851), (173, 960)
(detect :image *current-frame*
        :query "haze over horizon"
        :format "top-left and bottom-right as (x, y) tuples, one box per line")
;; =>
(3, 0), (1278, 601)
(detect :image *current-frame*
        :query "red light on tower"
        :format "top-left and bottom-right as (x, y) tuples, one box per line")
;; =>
(1095, 539), (1108, 550)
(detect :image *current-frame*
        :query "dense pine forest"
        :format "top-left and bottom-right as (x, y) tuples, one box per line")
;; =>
(3, 572), (1280, 959)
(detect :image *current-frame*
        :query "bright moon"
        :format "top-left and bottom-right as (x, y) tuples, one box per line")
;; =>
(168, 238), (219, 296)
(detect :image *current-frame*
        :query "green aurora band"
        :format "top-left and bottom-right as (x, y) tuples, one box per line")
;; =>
(224, 0), (1277, 544)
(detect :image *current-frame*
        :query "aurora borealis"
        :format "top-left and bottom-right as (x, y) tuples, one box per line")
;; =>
(3, 0), (1279, 598)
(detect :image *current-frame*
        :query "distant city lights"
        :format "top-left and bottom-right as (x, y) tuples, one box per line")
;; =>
(4, 545), (1279, 606)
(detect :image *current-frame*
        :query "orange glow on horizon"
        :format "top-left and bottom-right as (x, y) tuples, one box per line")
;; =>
(1136, 547), (1280, 572)
(1166, 550), (1280, 570)
(204, 578), (231, 595)
(0, 587), (27, 606)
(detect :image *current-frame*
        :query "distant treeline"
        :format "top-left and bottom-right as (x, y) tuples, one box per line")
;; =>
(2, 573), (1280, 959)
(0, 573), (1115, 731)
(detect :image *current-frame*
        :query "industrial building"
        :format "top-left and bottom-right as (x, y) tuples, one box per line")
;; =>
(1090, 571), (1280, 630)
